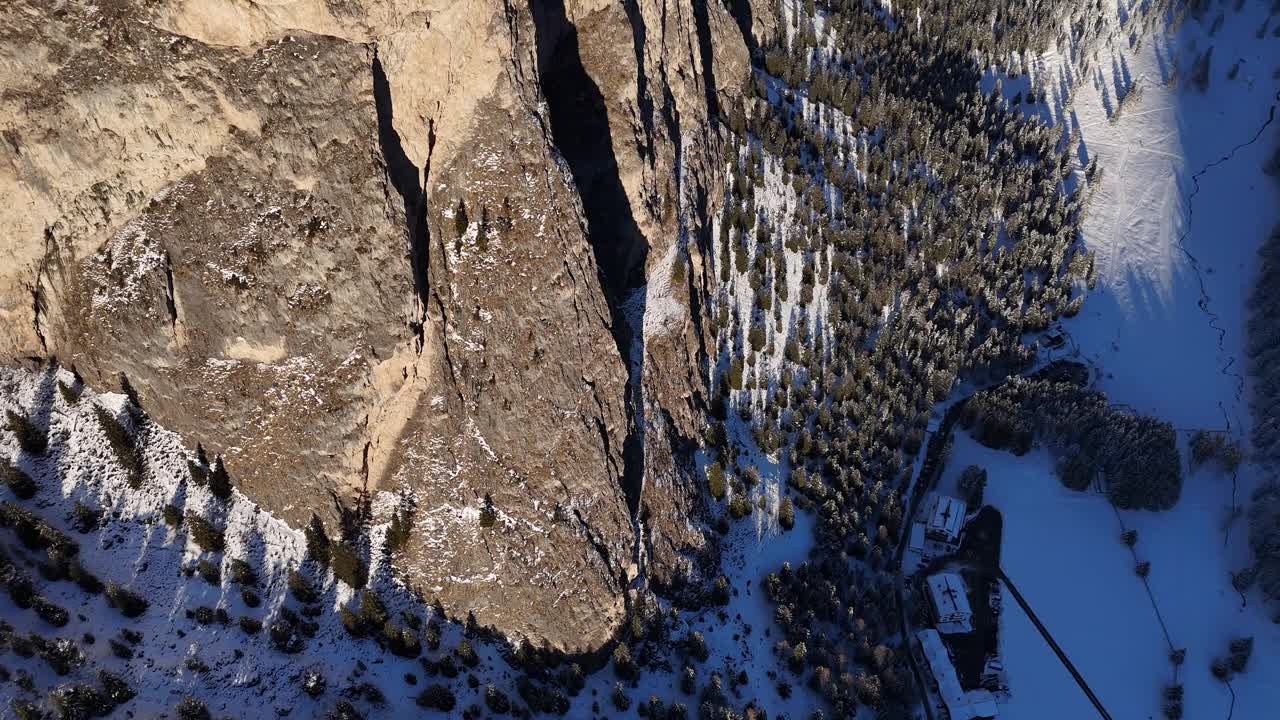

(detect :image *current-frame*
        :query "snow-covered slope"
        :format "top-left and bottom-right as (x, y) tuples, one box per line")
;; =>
(1057, 2), (1279, 435)
(0, 362), (831, 718)
(0, 365), (507, 718)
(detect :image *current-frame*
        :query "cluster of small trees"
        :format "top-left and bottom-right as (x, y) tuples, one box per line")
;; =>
(1, 374), (506, 720)
(2, 626), (85, 678)
(0, 501), (81, 577)
(761, 560), (911, 716)
(1189, 430), (1243, 473)
(1161, 682), (1184, 719)
(305, 512), (369, 589)
(964, 378), (1183, 510)
(48, 670), (136, 719)
(1209, 636), (1254, 681)
(0, 501), (108, 635)
(1243, 150), (1280, 620)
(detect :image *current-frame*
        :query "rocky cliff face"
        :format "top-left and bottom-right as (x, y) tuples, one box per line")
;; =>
(0, 0), (761, 653)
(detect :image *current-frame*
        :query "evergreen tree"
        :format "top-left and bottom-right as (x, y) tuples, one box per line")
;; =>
(706, 462), (727, 501)
(4, 410), (46, 455)
(416, 685), (456, 712)
(959, 465), (987, 506)
(385, 508), (413, 554)
(1, 458), (37, 499)
(306, 514), (332, 566)
(477, 205), (490, 252)
(93, 405), (142, 488)
(330, 542), (368, 589)
(455, 199), (469, 243)
(207, 456), (232, 501)
(118, 372), (142, 411)
(479, 493), (498, 528)
(184, 511), (226, 553)
(779, 496), (795, 530)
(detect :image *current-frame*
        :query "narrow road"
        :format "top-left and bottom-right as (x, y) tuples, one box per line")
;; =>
(894, 574), (936, 720)
(893, 360), (1088, 720)
(894, 583), (934, 720)
(998, 568), (1114, 720)
(893, 401), (967, 720)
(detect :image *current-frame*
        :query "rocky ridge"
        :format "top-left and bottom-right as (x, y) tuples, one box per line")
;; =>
(0, 0), (771, 653)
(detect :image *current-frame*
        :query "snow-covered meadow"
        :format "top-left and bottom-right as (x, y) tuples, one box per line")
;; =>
(942, 429), (1276, 719)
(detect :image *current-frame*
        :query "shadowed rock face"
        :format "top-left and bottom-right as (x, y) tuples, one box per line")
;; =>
(0, 0), (755, 653)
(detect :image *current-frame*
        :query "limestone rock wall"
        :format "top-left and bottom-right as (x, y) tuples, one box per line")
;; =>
(0, 0), (763, 653)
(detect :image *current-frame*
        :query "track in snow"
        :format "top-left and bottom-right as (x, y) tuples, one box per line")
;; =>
(1169, 90), (1280, 431)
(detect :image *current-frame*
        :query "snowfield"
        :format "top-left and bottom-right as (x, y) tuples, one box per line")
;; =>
(1060, 9), (1279, 436)
(943, 430), (1278, 719)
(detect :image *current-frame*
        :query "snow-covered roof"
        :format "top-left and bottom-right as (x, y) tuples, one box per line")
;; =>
(918, 629), (999, 719)
(926, 493), (967, 541)
(927, 573), (973, 634)
(909, 522), (926, 552)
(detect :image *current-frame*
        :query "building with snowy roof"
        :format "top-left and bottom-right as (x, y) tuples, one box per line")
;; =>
(925, 493), (967, 544)
(909, 492), (969, 563)
(927, 572), (974, 634)
(917, 629), (999, 720)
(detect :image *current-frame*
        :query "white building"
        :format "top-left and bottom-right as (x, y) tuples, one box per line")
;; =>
(917, 629), (999, 720)
(909, 493), (968, 562)
(925, 493), (967, 545)
(927, 573), (974, 634)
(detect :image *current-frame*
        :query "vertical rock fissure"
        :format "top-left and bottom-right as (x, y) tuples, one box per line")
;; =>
(371, 48), (430, 350)
(622, 0), (658, 166)
(530, 0), (650, 528)
(30, 228), (55, 355)
(29, 285), (47, 354)
(162, 250), (178, 335)
(691, 0), (721, 121)
(723, 0), (758, 58)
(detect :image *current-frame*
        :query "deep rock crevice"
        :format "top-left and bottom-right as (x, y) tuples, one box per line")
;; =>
(691, 0), (722, 121)
(162, 250), (177, 335)
(622, 0), (658, 166)
(724, 0), (759, 59)
(371, 49), (430, 349)
(530, 0), (649, 524)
